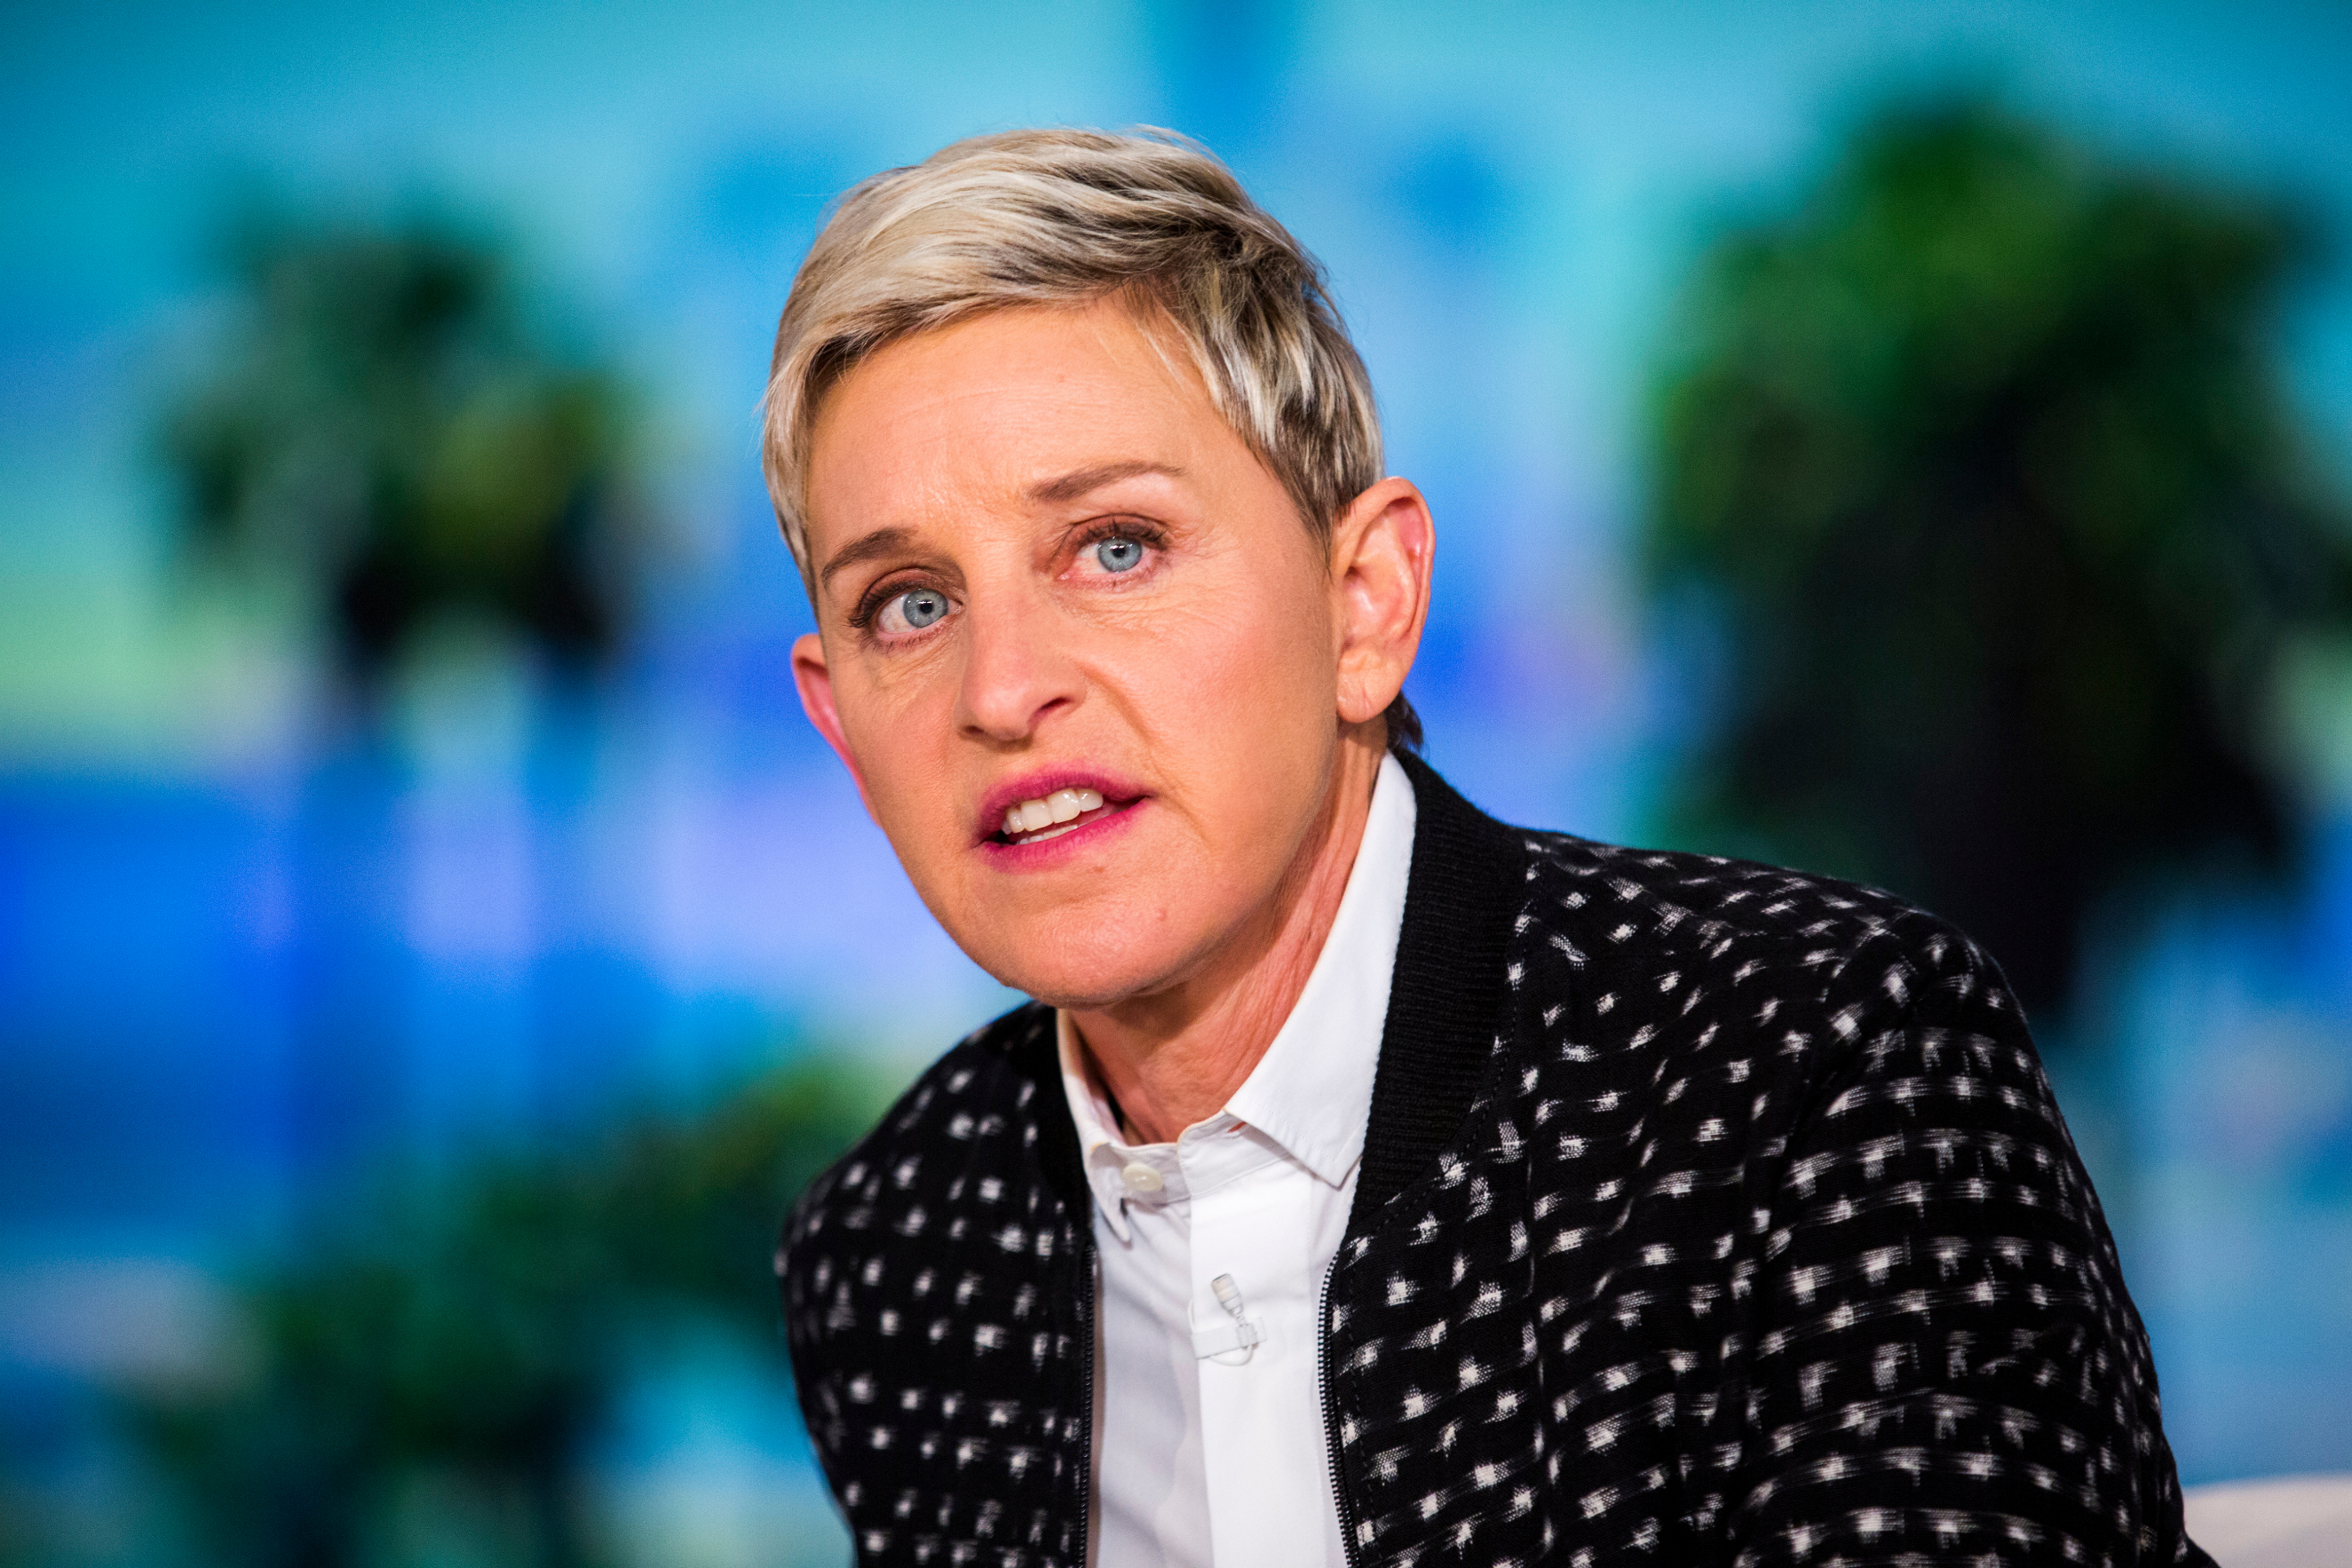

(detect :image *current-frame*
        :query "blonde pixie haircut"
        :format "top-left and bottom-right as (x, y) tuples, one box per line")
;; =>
(763, 128), (1417, 744)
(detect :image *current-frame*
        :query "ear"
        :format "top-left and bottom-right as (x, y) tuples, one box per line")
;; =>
(793, 631), (879, 820)
(1327, 476), (1435, 730)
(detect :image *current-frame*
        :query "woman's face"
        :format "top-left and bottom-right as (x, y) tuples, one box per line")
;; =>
(791, 298), (1373, 1009)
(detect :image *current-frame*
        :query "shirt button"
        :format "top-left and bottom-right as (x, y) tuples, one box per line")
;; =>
(1121, 1162), (1165, 1194)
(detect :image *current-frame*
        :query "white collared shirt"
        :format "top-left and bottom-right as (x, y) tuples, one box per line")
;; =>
(1057, 753), (1416, 1568)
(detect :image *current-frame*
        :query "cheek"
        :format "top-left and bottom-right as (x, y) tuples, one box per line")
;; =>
(834, 653), (964, 836)
(1114, 556), (1340, 822)
(1152, 555), (1334, 725)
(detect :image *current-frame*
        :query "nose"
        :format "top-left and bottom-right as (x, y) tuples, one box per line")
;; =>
(954, 584), (1081, 745)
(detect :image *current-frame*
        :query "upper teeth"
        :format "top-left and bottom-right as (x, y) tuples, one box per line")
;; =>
(1003, 788), (1104, 837)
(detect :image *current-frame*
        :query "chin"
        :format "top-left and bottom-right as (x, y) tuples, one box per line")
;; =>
(964, 919), (1203, 1013)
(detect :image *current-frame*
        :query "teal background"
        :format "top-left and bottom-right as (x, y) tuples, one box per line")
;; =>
(4, 3), (2350, 1560)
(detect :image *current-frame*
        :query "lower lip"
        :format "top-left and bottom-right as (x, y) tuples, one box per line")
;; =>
(978, 799), (1143, 867)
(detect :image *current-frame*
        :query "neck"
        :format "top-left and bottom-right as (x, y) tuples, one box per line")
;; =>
(1068, 726), (1388, 1145)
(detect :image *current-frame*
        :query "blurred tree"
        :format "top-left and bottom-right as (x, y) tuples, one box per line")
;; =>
(160, 207), (653, 1210)
(1645, 99), (2352, 1016)
(166, 211), (637, 688)
(123, 1058), (885, 1568)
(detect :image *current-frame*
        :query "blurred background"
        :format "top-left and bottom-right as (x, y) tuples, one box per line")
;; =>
(4, 1), (2349, 1563)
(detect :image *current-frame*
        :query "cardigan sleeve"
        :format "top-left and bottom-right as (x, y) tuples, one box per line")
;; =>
(1725, 979), (2213, 1566)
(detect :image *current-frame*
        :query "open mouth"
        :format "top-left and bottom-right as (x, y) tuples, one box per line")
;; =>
(990, 787), (1128, 848)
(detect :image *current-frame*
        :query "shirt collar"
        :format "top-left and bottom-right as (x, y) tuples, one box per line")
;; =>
(1056, 753), (1417, 1223)
(1056, 1014), (1151, 1240)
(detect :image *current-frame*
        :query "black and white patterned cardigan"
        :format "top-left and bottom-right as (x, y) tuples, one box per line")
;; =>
(780, 755), (2209, 1567)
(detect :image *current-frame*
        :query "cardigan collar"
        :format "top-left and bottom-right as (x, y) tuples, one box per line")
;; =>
(1350, 751), (1529, 1230)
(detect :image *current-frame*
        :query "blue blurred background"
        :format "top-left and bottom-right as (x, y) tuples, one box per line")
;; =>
(4, 3), (2349, 1563)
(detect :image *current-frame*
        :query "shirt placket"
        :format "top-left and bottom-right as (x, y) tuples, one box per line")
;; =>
(1182, 1129), (1342, 1567)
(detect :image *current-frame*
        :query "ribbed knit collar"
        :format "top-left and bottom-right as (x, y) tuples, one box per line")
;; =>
(1349, 751), (1529, 1231)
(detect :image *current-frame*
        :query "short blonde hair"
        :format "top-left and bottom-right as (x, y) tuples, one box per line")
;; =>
(761, 127), (1384, 588)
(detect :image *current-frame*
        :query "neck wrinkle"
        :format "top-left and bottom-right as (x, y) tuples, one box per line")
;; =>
(1067, 728), (1385, 1145)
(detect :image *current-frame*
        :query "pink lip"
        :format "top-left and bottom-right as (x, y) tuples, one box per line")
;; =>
(973, 768), (1150, 853)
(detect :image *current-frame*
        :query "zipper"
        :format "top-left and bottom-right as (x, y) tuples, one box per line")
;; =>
(1317, 1255), (1366, 1568)
(1073, 1227), (1097, 1568)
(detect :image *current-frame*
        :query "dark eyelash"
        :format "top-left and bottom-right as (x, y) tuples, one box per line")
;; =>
(1074, 518), (1168, 553)
(847, 576), (927, 632)
(848, 521), (1160, 630)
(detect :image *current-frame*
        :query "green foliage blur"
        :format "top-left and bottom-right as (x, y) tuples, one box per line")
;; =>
(166, 211), (641, 688)
(125, 201), (875, 1565)
(119, 1059), (887, 1568)
(1646, 98), (2352, 1014)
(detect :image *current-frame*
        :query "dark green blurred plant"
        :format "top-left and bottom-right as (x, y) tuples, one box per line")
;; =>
(1645, 98), (2352, 1014)
(167, 210), (639, 685)
(123, 1058), (885, 1568)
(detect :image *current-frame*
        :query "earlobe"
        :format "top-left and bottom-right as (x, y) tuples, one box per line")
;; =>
(793, 632), (879, 820)
(1330, 478), (1435, 726)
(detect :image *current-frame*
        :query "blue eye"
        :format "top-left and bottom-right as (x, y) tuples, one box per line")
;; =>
(1094, 536), (1144, 573)
(886, 587), (950, 631)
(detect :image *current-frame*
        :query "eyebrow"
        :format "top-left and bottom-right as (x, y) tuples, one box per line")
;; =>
(818, 525), (921, 592)
(1026, 460), (1184, 506)
(817, 463), (1183, 592)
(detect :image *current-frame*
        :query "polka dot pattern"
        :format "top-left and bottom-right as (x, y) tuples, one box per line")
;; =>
(781, 796), (2207, 1567)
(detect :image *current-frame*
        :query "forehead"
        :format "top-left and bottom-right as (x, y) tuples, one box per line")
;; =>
(804, 300), (1235, 528)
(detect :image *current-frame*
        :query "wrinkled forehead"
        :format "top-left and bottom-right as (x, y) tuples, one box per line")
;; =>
(799, 301), (1245, 555)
